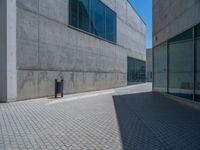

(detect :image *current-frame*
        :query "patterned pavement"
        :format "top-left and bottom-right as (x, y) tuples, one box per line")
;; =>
(0, 83), (200, 150)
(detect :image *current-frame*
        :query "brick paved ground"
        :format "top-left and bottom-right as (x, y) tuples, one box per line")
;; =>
(0, 83), (200, 150)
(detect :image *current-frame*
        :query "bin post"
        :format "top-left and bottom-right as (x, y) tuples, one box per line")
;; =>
(61, 79), (64, 98)
(55, 79), (57, 98)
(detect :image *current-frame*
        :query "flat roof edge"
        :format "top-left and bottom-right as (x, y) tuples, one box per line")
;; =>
(127, 1), (146, 26)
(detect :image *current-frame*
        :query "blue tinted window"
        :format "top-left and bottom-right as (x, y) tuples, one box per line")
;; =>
(92, 0), (105, 38)
(69, 0), (78, 27)
(106, 8), (116, 43)
(69, 0), (116, 43)
(79, 0), (89, 32)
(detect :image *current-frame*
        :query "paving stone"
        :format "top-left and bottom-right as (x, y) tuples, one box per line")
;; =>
(0, 83), (199, 149)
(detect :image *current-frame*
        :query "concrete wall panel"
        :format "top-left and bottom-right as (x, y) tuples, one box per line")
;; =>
(153, 0), (200, 46)
(15, 0), (146, 100)
(17, 39), (39, 69)
(17, 0), (38, 13)
(39, 0), (68, 25)
(127, 3), (146, 35)
(116, 0), (126, 22)
(17, 70), (126, 100)
(39, 42), (76, 71)
(17, 70), (39, 100)
(7, 0), (17, 102)
(0, 0), (7, 102)
(17, 8), (38, 42)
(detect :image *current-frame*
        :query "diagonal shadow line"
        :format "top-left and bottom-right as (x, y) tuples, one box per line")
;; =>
(113, 92), (168, 150)
(112, 92), (200, 150)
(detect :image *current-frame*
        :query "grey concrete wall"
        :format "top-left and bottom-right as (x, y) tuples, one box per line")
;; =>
(15, 0), (146, 100)
(146, 49), (152, 73)
(0, 0), (7, 102)
(153, 0), (200, 47)
(7, 0), (17, 102)
(146, 48), (152, 81)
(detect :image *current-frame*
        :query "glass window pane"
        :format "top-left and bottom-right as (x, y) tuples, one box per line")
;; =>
(195, 24), (200, 101)
(92, 0), (105, 38)
(79, 0), (90, 32)
(106, 8), (116, 43)
(153, 42), (167, 92)
(168, 29), (194, 100)
(69, 0), (78, 27)
(127, 57), (146, 85)
(69, 0), (116, 43)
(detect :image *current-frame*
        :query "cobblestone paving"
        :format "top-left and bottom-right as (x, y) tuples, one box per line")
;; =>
(0, 83), (200, 150)
(113, 91), (200, 150)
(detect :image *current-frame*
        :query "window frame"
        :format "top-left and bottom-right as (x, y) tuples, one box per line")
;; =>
(153, 23), (200, 102)
(68, 0), (117, 45)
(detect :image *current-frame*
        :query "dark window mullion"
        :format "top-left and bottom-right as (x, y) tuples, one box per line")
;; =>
(167, 41), (169, 94)
(77, 0), (79, 28)
(193, 27), (196, 101)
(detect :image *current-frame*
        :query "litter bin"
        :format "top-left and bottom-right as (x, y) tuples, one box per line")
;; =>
(55, 79), (64, 98)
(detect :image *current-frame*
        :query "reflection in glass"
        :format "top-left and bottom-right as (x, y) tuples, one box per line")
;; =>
(79, 0), (89, 32)
(69, 0), (78, 27)
(92, 0), (105, 38)
(153, 42), (167, 92)
(106, 8), (116, 43)
(69, 0), (116, 43)
(127, 57), (146, 84)
(168, 29), (194, 100)
(195, 25), (200, 101)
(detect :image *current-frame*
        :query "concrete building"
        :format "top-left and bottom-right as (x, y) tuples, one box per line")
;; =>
(153, 0), (200, 101)
(146, 48), (152, 82)
(0, 0), (146, 102)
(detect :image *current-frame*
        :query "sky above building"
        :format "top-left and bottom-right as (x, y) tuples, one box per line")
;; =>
(129, 0), (152, 48)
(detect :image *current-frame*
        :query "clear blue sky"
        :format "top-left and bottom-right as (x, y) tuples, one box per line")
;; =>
(129, 0), (152, 48)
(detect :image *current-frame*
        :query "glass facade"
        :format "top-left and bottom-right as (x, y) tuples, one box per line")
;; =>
(153, 23), (200, 102)
(69, 0), (79, 28)
(69, 0), (116, 43)
(168, 29), (194, 100)
(127, 57), (146, 85)
(195, 24), (200, 101)
(105, 7), (116, 42)
(79, 0), (90, 32)
(153, 42), (167, 92)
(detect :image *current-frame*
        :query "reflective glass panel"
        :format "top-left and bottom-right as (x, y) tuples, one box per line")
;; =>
(69, 0), (116, 43)
(127, 57), (146, 85)
(168, 29), (194, 100)
(195, 24), (200, 101)
(92, 0), (105, 38)
(69, 0), (78, 27)
(153, 42), (167, 92)
(105, 8), (116, 43)
(79, 0), (89, 32)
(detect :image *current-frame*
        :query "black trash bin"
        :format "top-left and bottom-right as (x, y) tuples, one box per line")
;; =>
(55, 79), (64, 98)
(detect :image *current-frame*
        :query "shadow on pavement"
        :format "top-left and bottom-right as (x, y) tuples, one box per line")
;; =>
(113, 92), (200, 150)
